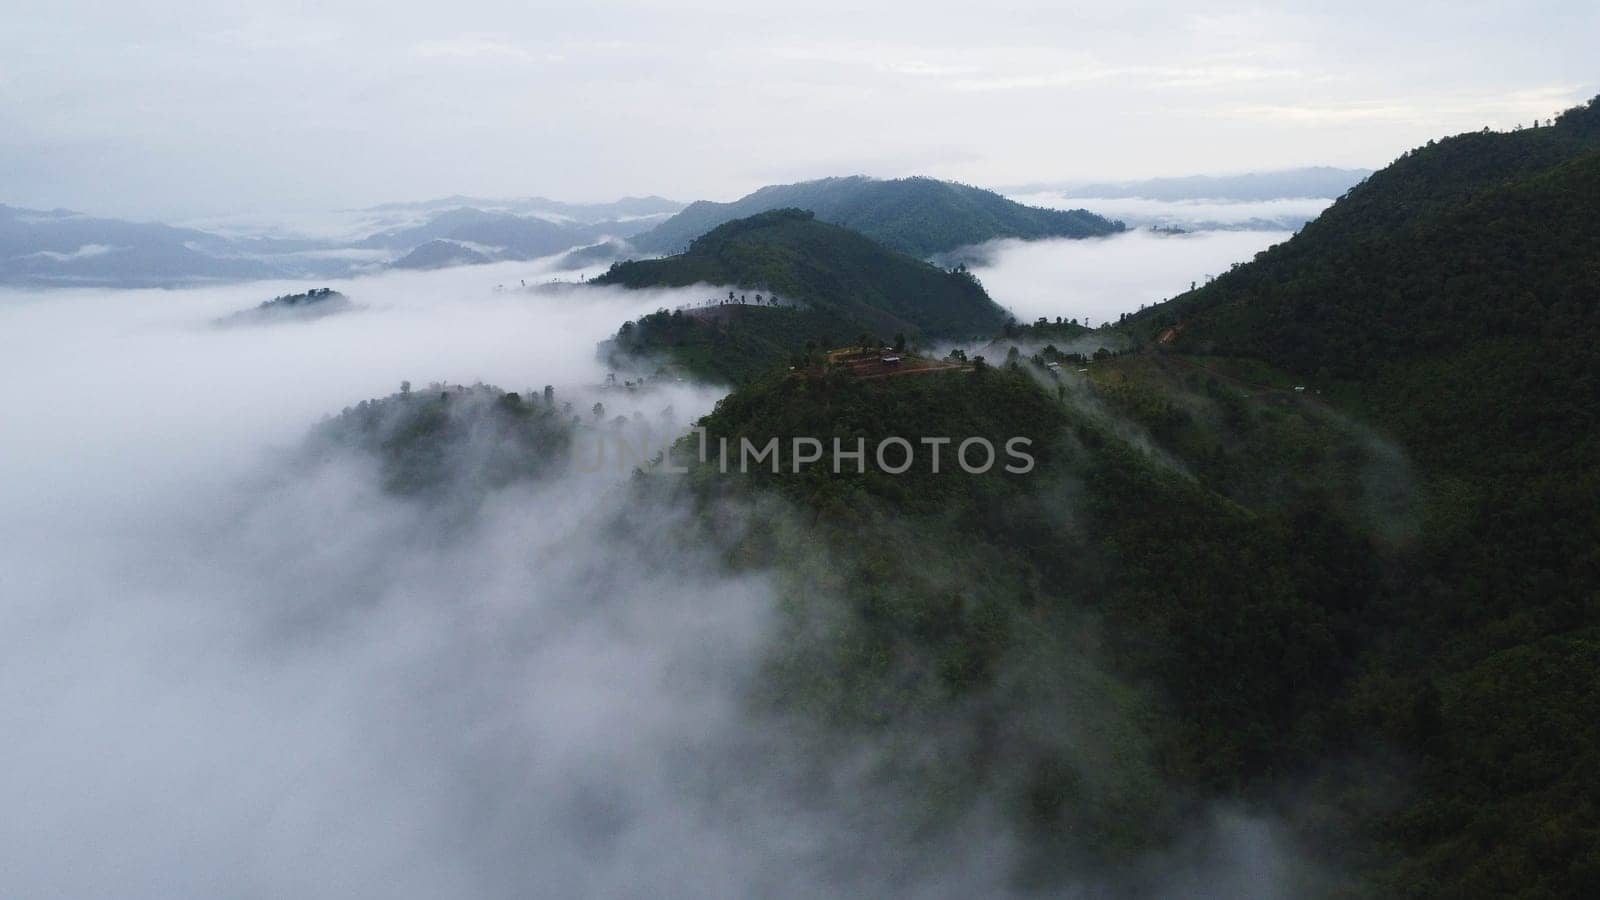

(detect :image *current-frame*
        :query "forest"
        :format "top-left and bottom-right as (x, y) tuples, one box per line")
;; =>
(308, 95), (1600, 891)
(598, 208), (1008, 382)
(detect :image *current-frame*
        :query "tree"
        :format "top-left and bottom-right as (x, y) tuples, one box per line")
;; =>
(592, 401), (605, 419)
(894, 333), (906, 352)
(400, 380), (411, 396)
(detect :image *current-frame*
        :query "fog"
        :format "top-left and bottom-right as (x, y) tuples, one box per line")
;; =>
(0, 264), (784, 897)
(1010, 192), (1335, 232)
(0, 264), (1035, 898)
(967, 229), (1292, 326)
(0, 241), (1321, 896)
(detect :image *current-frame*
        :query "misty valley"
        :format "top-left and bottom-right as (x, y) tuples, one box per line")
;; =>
(2, 13), (1597, 894)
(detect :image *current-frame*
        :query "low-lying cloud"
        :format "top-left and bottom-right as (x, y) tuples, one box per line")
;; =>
(0, 238), (1320, 896)
(967, 229), (1293, 327)
(1011, 192), (1334, 232)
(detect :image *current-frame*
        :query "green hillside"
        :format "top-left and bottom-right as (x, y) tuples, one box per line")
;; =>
(635, 94), (1600, 895)
(310, 384), (572, 496)
(1111, 95), (1600, 895)
(631, 175), (1122, 257)
(596, 209), (1009, 383)
(655, 361), (1382, 892)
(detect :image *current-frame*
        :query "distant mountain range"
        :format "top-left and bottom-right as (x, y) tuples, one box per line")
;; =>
(1015, 166), (1373, 202)
(0, 196), (685, 288)
(0, 203), (289, 287)
(360, 194), (681, 223)
(630, 176), (1123, 257)
(2, 170), (1363, 288)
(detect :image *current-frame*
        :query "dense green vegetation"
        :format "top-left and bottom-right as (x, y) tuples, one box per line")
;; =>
(258, 287), (345, 309)
(632, 175), (1122, 256)
(598, 209), (1009, 382)
(653, 363), (1377, 891)
(312, 384), (572, 496)
(603, 304), (842, 385)
(1110, 95), (1600, 896)
(607, 95), (1600, 895)
(314, 97), (1600, 896)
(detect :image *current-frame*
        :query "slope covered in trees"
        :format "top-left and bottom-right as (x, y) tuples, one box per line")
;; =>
(596, 209), (1009, 382)
(649, 360), (1388, 893)
(1113, 95), (1600, 895)
(311, 384), (573, 497)
(631, 175), (1122, 257)
(633, 94), (1600, 894)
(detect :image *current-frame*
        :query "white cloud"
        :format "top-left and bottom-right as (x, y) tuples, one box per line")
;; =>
(0, 2), (1592, 216)
(22, 243), (119, 262)
(967, 228), (1293, 326)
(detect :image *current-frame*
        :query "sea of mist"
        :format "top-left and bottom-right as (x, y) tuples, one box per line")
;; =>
(1008, 192), (1335, 232)
(0, 227), (1318, 896)
(966, 229), (1293, 327)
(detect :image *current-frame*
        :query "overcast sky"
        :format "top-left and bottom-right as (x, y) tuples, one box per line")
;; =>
(1, 0), (1593, 218)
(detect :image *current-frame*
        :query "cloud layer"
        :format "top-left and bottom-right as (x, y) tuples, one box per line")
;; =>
(2, 1), (1591, 217)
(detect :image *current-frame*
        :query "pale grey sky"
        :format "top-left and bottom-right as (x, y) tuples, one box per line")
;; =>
(1, 0), (1593, 218)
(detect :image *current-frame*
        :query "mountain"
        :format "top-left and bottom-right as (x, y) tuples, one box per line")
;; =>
(390, 239), (492, 270)
(626, 100), (1600, 891)
(1030, 167), (1373, 202)
(215, 287), (353, 326)
(1108, 95), (1600, 895)
(636, 349), (1399, 894)
(361, 207), (599, 259)
(0, 194), (680, 287)
(631, 176), (1123, 257)
(555, 239), (631, 271)
(311, 384), (572, 496)
(595, 209), (1009, 382)
(361, 194), (682, 223)
(0, 203), (292, 287)
(362, 204), (695, 268)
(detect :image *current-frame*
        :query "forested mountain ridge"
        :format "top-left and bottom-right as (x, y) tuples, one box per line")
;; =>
(595, 209), (1009, 383)
(631, 175), (1122, 256)
(1131, 96), (1600, 351)
(618, 92), (1600, 895)
(652, 358), (1400, 894)
(1113, 94), (1600, 895)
